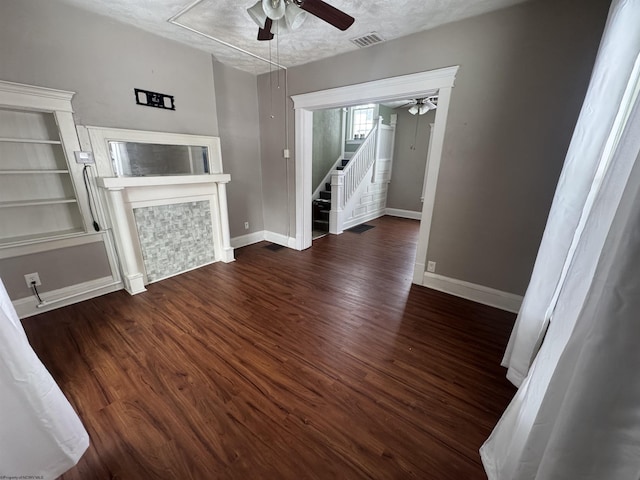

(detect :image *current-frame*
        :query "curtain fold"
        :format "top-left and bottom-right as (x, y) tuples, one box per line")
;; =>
(482, 0), (640, 477)
(0, 279), (89, 480)
(482, 101), (640, 477)
(501, 0), (640, 386)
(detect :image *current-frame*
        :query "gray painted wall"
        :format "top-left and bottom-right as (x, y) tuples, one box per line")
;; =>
(312, 108), (343, 191)
(257, 0), (609, 295)
(387, 109), (436, 213)
(0, 242), (112, 300)
(257, 70), (291, 240)
(344, 141), (361, 154)
(213, 61), (265, 237)
(0, 0), (218, 135)
(378, 105), (394, 126)
(0, 0), (221, 300)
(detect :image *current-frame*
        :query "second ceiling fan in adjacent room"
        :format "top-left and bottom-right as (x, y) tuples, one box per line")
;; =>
(402, 97), (438, 115)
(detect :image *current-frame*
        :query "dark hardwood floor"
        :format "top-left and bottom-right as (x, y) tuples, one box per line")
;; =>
(23, 216), (516, 480)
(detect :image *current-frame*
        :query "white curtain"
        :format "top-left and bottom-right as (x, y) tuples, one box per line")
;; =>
(0, 279), (89, 479)
(481, 0), (640, 478)
(501, 0), (640, 387)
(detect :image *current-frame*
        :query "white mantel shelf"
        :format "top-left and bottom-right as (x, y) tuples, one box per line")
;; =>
(97, 174), (230, 189)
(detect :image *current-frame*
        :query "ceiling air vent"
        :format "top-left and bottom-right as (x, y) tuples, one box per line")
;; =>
(350, 32), (384, 48)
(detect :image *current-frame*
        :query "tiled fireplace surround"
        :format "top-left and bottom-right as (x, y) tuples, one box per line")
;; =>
(97, 175), (234, 294)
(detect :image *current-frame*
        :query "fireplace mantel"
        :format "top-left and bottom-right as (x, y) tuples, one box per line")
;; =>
(97, 174), (234, 295)
(98, 174), (230, 189)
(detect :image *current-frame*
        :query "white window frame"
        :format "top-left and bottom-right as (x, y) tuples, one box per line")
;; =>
(348, 104), (378, 139)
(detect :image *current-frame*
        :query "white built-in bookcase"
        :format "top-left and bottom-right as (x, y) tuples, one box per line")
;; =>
(0, 80), (91, 246)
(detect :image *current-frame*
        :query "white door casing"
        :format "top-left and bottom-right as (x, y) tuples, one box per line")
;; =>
(291, 66), (458, 284)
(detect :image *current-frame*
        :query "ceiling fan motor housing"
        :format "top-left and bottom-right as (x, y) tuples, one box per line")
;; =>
(263, 0), (286, 20)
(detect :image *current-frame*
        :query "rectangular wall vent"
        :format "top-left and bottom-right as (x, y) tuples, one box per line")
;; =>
(350, 32), (384, 48)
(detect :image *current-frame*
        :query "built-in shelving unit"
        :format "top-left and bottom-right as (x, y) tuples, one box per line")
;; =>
(0, 81), (88, 247)
(0, 137), (62, 144)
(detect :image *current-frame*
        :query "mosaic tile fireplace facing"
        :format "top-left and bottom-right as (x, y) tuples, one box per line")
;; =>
(134, 201), (215, 283)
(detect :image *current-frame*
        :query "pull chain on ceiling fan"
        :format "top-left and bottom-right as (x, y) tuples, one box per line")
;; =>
(247, 0), (355, 41)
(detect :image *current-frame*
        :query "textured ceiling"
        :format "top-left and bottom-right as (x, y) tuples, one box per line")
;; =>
(57, 0), (528, 75)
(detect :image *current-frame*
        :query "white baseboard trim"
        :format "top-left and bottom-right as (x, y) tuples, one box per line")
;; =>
(231, 230), (297, 249)
(422, 271), (522, 313)
(343, 209), (386, 231)
(385, 208), (421, 220)
(13, 276), (122, 319)
(264, 230), (296, 248)
(231, 231), (265, 248)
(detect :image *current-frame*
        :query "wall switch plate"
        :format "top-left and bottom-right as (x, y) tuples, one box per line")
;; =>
(283, 149), (290, 159)
(244, 222), (249, 230)
(427, 261), (436, 273)
(74, 151), (95, 164)
(24, 272), (41, 287)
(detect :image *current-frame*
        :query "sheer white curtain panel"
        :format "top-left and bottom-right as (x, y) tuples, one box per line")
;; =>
(0, 279), (89, 479)
(501, 0), (640, 387)
(481, 0), (640, 477)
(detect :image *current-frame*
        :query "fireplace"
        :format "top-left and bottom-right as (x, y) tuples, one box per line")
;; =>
(84, 127), (234, 295)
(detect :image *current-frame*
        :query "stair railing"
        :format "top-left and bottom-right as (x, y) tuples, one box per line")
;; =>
(330, 116), (382, 233)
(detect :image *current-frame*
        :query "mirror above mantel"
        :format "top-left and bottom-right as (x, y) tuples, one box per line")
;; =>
(80, 126), (224, 179)
(108, 141), (210, 177)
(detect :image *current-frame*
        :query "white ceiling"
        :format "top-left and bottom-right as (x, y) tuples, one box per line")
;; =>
(57, 0), (528, 75)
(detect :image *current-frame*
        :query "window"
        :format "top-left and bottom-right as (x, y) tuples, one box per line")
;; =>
(350, 104), (376, 139)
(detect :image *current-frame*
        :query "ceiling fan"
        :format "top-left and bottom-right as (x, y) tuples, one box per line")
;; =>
(247, 0), (355, 41)
(402, 97), (439, 115)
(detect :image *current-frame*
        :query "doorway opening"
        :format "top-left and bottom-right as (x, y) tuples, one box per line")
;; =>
(291, 66), (459, 284)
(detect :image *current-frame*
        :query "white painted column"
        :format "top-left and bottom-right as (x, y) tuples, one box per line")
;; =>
(372, 116), (383, 182)
(104, 187), (146, 295)
(413, 85), (453, 284)
(330, 171), (345, 234)
(294, 108), (313, 251)
(216, 181), (235, 262)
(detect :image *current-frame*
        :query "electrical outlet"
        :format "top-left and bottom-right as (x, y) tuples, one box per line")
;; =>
(74, 151), (95, 164)
(427, 261), (436, 273)
(24, 272), (41, 287)
(244, 222), (249, 230)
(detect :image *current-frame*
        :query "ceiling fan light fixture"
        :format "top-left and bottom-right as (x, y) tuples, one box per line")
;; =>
(424, 100), (437, 110)
(262, 0), (286, 21)
(285, 3), (307, 30)
(247, 1), (268, 27)
(418, 104), (430, 115)
(408, 105), (419, 115)
(271, 18), (291, 34)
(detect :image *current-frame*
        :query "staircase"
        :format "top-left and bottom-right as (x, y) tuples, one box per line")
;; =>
(313, 159), (349, 233)
(311, 114), (396, 236)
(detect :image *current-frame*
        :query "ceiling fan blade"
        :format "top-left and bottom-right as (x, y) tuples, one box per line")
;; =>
(298, 0), (354, 31)
(257, 17), (275, 41)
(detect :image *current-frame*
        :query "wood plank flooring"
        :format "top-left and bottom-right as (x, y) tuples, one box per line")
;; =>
(22, 216), (517, 480)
